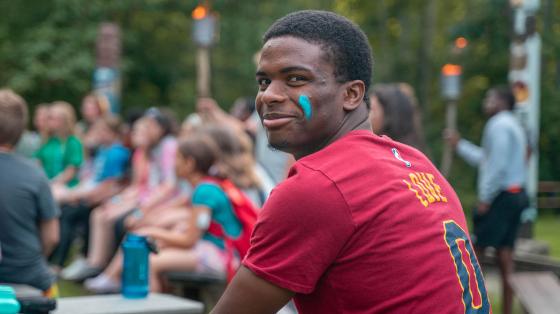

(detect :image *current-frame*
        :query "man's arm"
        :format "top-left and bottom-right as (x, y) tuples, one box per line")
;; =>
(37, 173), (60, 256)
(456, 139), (483, 167)
(443, 129), (483, 167)
(211, 266), (294, 314)
(40, 218), (59, 256)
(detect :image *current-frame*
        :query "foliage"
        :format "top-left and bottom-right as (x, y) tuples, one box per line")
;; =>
(0, 0), (558, 194)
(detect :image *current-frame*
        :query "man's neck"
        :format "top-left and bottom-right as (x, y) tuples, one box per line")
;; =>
(293, 104), (372, 160)
(0, 144), (14, 153)
(489, 108), (509, 118)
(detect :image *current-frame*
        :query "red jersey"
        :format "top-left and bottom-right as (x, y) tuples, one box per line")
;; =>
(243, 130), (490, 313)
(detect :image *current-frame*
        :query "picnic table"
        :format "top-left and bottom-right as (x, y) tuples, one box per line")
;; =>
(53, 293), (203, 314)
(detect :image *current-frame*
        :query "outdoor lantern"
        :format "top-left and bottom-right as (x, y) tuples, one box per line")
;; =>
(441, 64), (462, 101)
(192, 4), (218, 48)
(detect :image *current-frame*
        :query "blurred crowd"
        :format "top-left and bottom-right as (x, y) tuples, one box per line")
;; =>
(0, 82), (424, 296)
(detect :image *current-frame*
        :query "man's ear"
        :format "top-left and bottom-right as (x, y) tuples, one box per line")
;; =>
(342, 80), (366, 111)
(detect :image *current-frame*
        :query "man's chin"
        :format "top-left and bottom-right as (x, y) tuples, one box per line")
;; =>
(267, 140), (291, 153)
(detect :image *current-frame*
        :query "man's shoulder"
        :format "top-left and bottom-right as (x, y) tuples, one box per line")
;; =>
(486, 111), (524, 135)
(2, 154), (41, 174)
(489, 111), (515, 126)
(271, 161), (346, 205)
(300, 130), (377, 166)
(0, 154), (46, 188)
(299, 130), (426, 177)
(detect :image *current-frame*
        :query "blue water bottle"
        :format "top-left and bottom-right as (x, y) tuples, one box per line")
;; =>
(121, 233), (150, 299)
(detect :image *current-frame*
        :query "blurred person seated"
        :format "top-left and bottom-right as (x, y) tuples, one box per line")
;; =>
(85, 135), (248, 293)
(63, 108), (178, 281)
(202, 124), (270, 207)
(197, 98), (278, 198)
(230, 96), (256, 123)
(0, 89), (60, 297)
(75, 93), (108, 139)
(34, 101), (84, 187)
(120, 107), (145, 149)
(51, 116), (130, 270)
(118, 118), (268, 235)
(369, 83), (428, 152)
(14, 103), (49, 158)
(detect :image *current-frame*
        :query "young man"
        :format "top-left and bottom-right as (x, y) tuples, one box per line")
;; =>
(446, 86), (528, 314)
(0, 89), (60, 296)
(212, 10), (490, 314)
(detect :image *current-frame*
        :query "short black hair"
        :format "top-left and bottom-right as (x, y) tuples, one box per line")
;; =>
(490, 85), (516, 111)
(263, 10), (373, 106)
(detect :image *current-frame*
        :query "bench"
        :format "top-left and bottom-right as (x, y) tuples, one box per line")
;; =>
(538, 181), (560, 210)
(164, 272), (226, 312)
(478, 247), (560, 277)
(510, 271), (560, 314)
(0, 283), (42, 298)
(53, 293), (203, 314)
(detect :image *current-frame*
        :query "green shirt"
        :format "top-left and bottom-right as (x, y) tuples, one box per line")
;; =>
(34, 135), (83, 187)
(192, 182), (242, 249)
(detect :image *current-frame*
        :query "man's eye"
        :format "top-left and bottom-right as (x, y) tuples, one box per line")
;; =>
(257, 78), (270, 89)
(287, 76), (307, 83)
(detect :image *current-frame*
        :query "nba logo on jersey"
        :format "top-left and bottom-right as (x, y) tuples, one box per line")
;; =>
(392, 148), (411, 168)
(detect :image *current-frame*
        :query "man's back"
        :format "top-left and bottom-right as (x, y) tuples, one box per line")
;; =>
(479, 111), (527, 198)
(0, 152), (59, 290)
(245, 130), (490, 313)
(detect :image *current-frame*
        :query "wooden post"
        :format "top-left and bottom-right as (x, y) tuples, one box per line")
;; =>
(440, 63), (461, 177)
(441, 100), (457, 177)
(196, 47), (211, 98)
(94, 22), (121, 113)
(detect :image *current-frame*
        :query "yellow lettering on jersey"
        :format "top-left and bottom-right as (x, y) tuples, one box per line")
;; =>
(427, 173), (448, 202)
(404, 172), (448, 207)
(403, 179), (429, 207)
(410, 173), (436, 203)
(419, 172), (440, 202)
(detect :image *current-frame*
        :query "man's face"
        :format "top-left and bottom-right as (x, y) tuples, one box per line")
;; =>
(255, 36), (346, 158)
(483, 91), (500, 117)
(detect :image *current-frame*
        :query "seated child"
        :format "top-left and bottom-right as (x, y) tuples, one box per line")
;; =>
(85, 134), (251, 293)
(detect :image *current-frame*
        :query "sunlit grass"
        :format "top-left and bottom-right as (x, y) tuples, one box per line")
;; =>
(534, 212), (560, 259)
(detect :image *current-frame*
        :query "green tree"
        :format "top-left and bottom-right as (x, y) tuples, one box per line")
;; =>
(0, 0), (558, 187)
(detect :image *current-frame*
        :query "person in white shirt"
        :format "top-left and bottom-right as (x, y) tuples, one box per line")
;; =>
(445, 85), (528, 314)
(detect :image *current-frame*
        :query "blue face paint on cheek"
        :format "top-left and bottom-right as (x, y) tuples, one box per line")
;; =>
(298, 95), (312, 120)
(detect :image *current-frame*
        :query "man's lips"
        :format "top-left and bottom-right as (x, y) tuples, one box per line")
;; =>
(262, 112), (298, 129)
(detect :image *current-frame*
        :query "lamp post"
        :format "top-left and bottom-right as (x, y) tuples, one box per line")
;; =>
(192, 3), (218, 98)
(440, 63), (462, 177)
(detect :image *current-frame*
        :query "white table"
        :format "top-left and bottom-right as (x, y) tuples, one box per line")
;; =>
(53, 293), (203, 314)
(0, 283), (42, 298)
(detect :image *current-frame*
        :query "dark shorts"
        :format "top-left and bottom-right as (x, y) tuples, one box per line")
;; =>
(472, 190), (528, 249)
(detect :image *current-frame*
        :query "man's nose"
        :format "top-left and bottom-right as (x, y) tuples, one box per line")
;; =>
(260, 80), (286, 105)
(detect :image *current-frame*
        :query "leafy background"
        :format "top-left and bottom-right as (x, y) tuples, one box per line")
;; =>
(1, 0), (559, 209)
